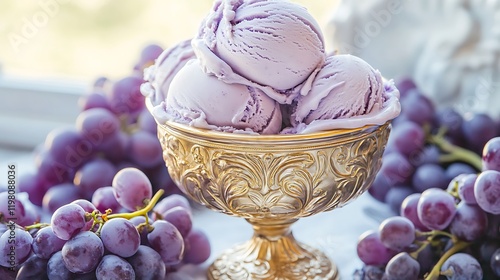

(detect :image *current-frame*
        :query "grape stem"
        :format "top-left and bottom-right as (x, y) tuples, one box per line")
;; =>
(24, 223), (50, 231)
(427, 129), (482, 170)
(106, 189), (164, 220)
(424, 240), (470, 280)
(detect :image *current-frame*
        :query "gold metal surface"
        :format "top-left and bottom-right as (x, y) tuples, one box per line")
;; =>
(157, 121), (391, 280)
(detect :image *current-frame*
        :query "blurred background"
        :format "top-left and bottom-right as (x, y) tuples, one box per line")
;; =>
(0, 0), (338, 81)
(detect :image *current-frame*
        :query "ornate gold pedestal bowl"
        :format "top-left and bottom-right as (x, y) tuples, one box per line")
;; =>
(157, 121), (391, 280)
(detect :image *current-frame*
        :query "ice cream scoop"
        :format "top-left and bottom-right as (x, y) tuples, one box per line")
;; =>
(153, 59), (282, 134)
(284, 54), (400, 133)
(141, 39), (195, 106)
(192, 0), (325, 104)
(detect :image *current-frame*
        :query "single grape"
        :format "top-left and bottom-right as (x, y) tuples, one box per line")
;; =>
(147, 220), (185, 265)
(388, 121), (425, 157)
(73, 158), (117, 199)
(97, 131), (129, 163)
(15, 254), (48, 280)
(412, 163), (448, 192)
(445, 163), (477, 183)
(409, 145), (440, 167)
(92, 186), (121, 214)
(491, 248), (500, 276)
(483, 137), (500, 172)
(17, 172), (45, 207)
(400, 89), (435, 126)
(127, 245), (166, 280)
(462, 113), (498, 154)
(112, 168), (153, 211)
(71, 199), (98, 231)
(0, 191), (27, 225)
(400, 193), (430, 231)
(100, 218), (140, 258)
(161, 206), (193, 237)
(129, 216), (151, 246)
(47, 251), (74, 280)
(42, 182), (83, 213)
(394, 77), (417, 99)
(183, 227), (211, 264)
(368, 175), (392, 202)
(379, 216), (415, 251)
(479, 239), (499, 264)
(138, 109), (157, 135)
(0, 227), (33, 267)
(128, 130), (163, 168)
(457, 174), (478, 205)
(153, 194), (191, 215)
(436, 107), (464, 140)
(384, 252), (419, 280)
(36, 149), (75, 186)
(95, 254), (135, 280)
(356, 230), (396, 266)
(32, 226), (66, 259)
(441, 253), (482, 280)
(474, 170), (500, 214)
(449, 201), (488, 241)
(417, 188), (457, 230)
(76, 108), (121, 148)
(107, 75), (145, 115)
(51, 203), (86, 240)
(79, 91), (112, 111)
(134, 43), (164, 71)
(378, 152), (414, 185)
(384, 185), (414, 214)
(62, 231), (104, 274)
(44, 127), (94, 169)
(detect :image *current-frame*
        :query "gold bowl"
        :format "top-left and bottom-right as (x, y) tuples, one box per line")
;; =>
(157, 121), (391, 280)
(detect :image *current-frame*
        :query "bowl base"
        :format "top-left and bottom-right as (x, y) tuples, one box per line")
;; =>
(207, 232), (339, 280)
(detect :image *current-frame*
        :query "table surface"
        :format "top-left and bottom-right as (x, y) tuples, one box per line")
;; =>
(1, 149), (394, 280)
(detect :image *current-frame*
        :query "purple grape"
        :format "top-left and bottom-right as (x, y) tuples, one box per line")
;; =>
(129, 216), (151, 246)
(462, 113), (498, 154)
(0, 191), (27, 225)
(379, 216), (415, 251)
(441, 253), (482, 280)
(112, 168), (153, 211)
(491, 248), (500, 276)
(15, 254), (48, 280)
(417, 188), (457, 230)
(401, 193), (430, 231)
(384, 252), (419, 280)
(32, 226), (66, 259)
(138, 109), (157, 135)
(474, 170), (500, 214)
(100, 218), (140, 258)
(36, 149), (74, 186)
(135, 44), (164, 71)
(147, 220), (185, 265)
(71, 199), (97, 231)
(436, 107), (464, 140)
(400, 89), (435, 126)
(62, 231), (104, 273)
(486, 213), (500, 238)
(17, 172), (45, 207)
(127, 245), (166, 279)
(409, 145), (440, 167)
(42, 183), (83, 213)
(368, 175), (392, 202)
(92, 186), (121, 214)
(483, 137), (500, 172)
(98, 131), (129, 163)
(445, 163), (477, 182)
(412, 163), (448, 192)
(161, 206), (193, 237)
(377, 152), (415, 186)
(107, 76), (145, 115)
(0, 265), (16, 280)
(385, 186), (414, 214)
(183, 227), (211, 264)
(73, 158), (117, 199)
(50, 203), (86, 240)
(128, 131), (163, 168)
(153, 193), (191, 218)
(0, 227), (33, 267)
(44, 127), (94, 170)
(449, 201), (488, 241)
(47, 251), (74, 280)
(394, 77), (417, 100)
(95, 254), (135, 280)
(78, 92), (112, 111)
(356, 230), (396, 266)
(457, 174), (478, 205)
(388, 121), (425, 157)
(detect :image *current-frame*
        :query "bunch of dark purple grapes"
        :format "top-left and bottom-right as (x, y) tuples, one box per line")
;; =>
(369, 78), (498, 214)
(13, 44), (179, 214)
(0, 167), (210, 279)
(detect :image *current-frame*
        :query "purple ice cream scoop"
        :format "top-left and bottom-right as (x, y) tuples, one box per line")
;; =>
(154, 59), (283, 135)
(192, 0), (325, 104)
(284, 54), (400, 134)
(141, 39), (195, 106)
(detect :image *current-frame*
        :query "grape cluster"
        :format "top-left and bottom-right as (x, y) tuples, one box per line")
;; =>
(0, 167), (210, 279)
(355, 136), (500, 278)
(16, 44), (179, 215)
(369, 77), (497, 213)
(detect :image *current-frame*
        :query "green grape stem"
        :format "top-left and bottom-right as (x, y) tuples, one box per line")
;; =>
(24, 223), (50, 231)
(106, 189), (164, 220)
(427, 130), (482, 171)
